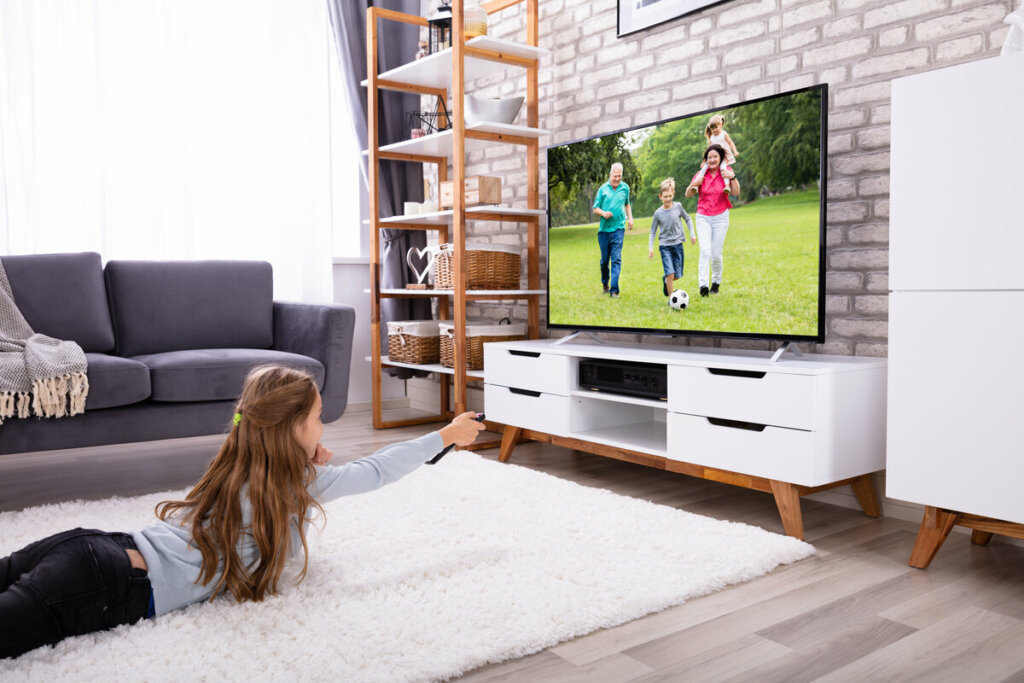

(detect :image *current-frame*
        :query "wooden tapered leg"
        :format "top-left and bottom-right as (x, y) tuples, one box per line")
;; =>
(850, 474), (882, 518)
(970, 529), (994, 546)
(498, 426), (522, 463)
(909, 506), (960, 569)
(769, 480), (804, 540)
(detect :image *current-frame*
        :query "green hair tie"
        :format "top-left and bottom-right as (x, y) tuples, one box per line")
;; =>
(233, 413), (242, 426)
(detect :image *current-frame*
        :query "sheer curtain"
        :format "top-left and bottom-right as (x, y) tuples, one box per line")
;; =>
(0, 0), (334, 302)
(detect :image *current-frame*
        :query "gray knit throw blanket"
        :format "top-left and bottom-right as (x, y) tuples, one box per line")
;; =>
(0, 260), (88, 423)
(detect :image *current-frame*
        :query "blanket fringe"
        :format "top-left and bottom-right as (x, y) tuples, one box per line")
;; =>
(0, 390), (33, 425)
(28, 372), (89, 420)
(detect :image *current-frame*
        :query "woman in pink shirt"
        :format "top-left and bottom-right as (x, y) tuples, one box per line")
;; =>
(685, 145), (739, 297)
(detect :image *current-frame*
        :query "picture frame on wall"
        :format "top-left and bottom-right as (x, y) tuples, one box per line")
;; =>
(617, 0), (728, 37)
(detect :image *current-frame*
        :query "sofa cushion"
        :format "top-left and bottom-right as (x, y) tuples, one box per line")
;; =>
(132, 349), (325, 402)
(1, 252), (116, 352)
(105, 260), (273, 357)
(84, 353), (151, 409)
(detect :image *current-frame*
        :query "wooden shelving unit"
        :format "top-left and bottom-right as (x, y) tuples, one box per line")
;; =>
(366, 0), (544, 429)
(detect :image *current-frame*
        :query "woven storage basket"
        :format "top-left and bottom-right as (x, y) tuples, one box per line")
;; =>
(434, 242), (520, 290)
(439, 320), (527, 370)
(386, 320), (447, 364)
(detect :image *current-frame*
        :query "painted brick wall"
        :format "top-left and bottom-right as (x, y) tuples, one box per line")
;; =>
(442, 0), (1014, 356)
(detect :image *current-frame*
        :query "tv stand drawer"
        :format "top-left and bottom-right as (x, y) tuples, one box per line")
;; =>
(483, 347), (571, 396)
(484, 384), (569, 437)
(667, 413), (818, 485)
(667, 365), (815, 430)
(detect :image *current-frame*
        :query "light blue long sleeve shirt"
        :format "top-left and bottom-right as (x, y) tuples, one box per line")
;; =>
(131, 431), (443, 616)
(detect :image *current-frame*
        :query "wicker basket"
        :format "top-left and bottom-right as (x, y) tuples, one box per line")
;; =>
(386, 320), (447, 364)
(434, 242), (520, 290)
(439, 320), (527, 370)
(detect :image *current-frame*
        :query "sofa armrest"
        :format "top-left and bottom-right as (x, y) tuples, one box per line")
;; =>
(272, 302), (356, 423)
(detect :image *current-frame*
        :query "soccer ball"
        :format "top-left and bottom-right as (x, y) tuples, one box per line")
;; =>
(669, 289), (689, 310)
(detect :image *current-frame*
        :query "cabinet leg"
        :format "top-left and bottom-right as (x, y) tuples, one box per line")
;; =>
(498, 426), (522, 463)
(769, 480), (804, 540)
(970, 529), (994, 546)
(850, 474), (882, 518)
(909, 506), (960, 569)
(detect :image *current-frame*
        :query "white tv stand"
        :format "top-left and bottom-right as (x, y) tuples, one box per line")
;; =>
(483, 339), (888, 539)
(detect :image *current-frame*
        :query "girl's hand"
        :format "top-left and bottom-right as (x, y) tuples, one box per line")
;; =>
(312, 442), (334, 466)
(440, 411), (486, 448)
(648, 249), (654, 259)
(691, 236), (697, 245)
(733, 151), (740, 158)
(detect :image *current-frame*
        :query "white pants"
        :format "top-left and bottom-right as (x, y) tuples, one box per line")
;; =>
(696, 211), (730, 288)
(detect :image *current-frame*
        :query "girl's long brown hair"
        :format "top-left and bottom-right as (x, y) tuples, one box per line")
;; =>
(156, 365), (322, 603)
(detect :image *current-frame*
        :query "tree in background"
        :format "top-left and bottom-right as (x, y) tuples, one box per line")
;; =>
(548, 133), (641, 227)
(727, 90), (821, 195)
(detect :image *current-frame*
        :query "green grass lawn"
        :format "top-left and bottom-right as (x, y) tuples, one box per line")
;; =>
(548, 189), (821, 336)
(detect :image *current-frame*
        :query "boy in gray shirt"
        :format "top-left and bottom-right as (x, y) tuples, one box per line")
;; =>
(648, 178), (696, 297)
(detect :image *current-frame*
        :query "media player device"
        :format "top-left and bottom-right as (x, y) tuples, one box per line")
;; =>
(578, 359), (667, 400)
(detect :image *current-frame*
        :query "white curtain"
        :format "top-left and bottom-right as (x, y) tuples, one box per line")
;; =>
(0, 0), (335, 302)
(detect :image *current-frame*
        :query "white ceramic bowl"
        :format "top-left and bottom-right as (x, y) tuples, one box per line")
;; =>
(464, 95), (524, 125)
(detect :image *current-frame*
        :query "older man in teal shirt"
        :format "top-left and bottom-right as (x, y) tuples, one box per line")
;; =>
(592, 163), (633, 298)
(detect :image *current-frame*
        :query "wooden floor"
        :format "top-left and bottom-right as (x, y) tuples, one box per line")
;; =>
(6, 409), (1024, 681)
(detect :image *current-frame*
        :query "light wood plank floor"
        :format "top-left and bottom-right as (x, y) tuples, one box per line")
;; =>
(5, 409), (1024, 681)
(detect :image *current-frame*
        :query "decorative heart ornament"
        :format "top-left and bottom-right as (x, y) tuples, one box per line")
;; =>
(406, 246), (435, 284)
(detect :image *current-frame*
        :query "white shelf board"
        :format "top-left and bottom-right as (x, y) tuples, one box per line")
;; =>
(569, 422), (668, 457)
(379, 207), (545, 225)
(364, 122), (550, 158)
(376, 356), (484, 379)
(570, 390), (668, 410)
(361, 36), (549, 90)
(367, 288), (545, 297)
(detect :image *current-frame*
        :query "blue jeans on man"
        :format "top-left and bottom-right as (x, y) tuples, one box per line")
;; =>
(598, 228), (624, 295)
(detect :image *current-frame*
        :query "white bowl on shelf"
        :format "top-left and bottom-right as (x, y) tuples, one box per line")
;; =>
(464, 95), (524, 126)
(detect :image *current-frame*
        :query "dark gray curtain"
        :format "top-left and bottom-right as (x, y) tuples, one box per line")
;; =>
(328, 0), (432, 378)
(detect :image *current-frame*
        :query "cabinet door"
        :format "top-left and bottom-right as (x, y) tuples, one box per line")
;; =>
(890, 55), (1024, 291)
(887, 291), (1024, 524)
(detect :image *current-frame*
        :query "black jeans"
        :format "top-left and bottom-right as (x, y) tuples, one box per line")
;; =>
(0, 528), (152, 659)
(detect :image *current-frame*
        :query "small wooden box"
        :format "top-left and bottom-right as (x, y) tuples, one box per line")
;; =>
(439, 176), (501, 209)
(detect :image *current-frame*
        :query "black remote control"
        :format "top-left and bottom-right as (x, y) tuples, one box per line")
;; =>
(426, 413), (485, 465)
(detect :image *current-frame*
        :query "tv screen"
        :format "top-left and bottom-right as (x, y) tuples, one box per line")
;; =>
(546, 85), (826, 343)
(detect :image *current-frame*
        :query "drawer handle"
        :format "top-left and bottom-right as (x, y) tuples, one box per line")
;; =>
(508, 387), (542, 397)
(707, 417), (767, 432)
(509, 350), (541, 358)
(707, 368), (767, 379)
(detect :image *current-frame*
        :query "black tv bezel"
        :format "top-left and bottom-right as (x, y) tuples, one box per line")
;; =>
(545, 83), (828, 345)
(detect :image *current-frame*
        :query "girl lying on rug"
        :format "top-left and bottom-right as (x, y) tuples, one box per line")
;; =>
(0, 365), (485, 660)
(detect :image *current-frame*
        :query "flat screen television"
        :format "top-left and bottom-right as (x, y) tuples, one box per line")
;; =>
(546, 84), (826, 343)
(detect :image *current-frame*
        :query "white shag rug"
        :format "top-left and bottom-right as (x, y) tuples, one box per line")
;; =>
(0, 452), (814, 682)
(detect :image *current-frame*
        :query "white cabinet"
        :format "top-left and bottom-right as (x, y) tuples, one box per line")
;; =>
(889, 54), (1024, 566)
(485, 339), (887, 538)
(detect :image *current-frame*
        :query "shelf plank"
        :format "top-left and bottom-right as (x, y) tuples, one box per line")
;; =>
(377, 356), (485, 380)
(569, 422), (668, 458)
(379, 206), (545, 227)
(363, 123), (549, 158)
(368, 288), (545, 298)
(570, 390), (669, 409)
(361, 36), (549, 91)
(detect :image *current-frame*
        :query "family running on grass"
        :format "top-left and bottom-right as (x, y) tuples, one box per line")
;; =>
(591, 114), (740, 302)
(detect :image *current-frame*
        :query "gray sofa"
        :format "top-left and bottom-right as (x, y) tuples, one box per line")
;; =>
(0, 252), (355, 457)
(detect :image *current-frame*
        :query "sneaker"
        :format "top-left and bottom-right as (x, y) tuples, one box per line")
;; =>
(710, 282), (720, 294)
(610, 292), (620, 299)
(700, 286), (709, 297)
(603, 285), (610, 295)
(663, 280), (669, 297)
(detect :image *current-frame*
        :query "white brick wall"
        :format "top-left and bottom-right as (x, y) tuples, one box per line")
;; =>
(430, 0), (1014, 358)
